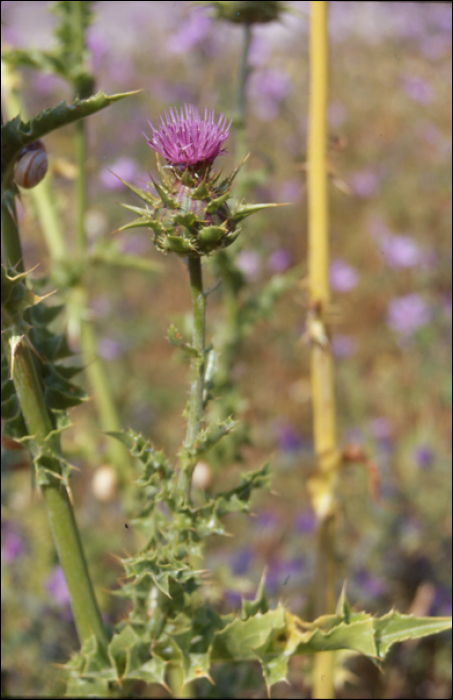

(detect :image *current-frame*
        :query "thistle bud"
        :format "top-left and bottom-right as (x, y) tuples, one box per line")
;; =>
(199, 1), (285, 25)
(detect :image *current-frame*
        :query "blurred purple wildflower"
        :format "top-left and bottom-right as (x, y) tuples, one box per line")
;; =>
(278, 179), (301, 204)
(276, 424), (303, 452)
(380, 234), (424, 268)
(349, 168), (381, 198)
(431, 586), (453, 616)
(97, 338), (123, 361)
(254, 509), (280, 532)
(250, 68), (291, 121)
(224, 589), (242, 608)
(420, 34), (450, 60)
(331, 334), (356, 358)
(413, 444), (434, 469)
(236, 249), (261, 281)
(1, 524), (27, 563)
(387, 294), (431, 335)
(45, 566), (71, 607)
(401, 75), (433, 104)
(167, 11), (212, 54)
(330, 259), (359, 292)
(354, 569), (387, 599)
(153, 80), (196, 105)
(267, 248), (292, 273)
(100, 157), (139, 191)
(369, 416), (393, 441)
(119, 233), (150, 256)
(266, 557), (306, 595)
(294, 510), (316, 535)
(146, 104), (231, 167)
(90, 295), (112, 318)
(230, 547), (253, 575)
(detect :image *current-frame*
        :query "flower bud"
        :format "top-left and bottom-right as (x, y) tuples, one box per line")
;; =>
(200, 1), (284, 25)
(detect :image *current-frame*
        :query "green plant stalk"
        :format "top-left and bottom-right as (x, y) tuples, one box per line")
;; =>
(74, 118), (89, 255)
(72, 102), (132, 483)
(173, 254), (205, 697)
(178, 255), (206, 503)
(1, 192), (24, 272)
(77, 288), (131, 477)
(4, 335), (109, 652)
(212, 23), (252, 389)
(307, 3), (338, 698)
(235, 23), (252, 168)
(2, 64), (131, 481)
(1, 191), (109, 652)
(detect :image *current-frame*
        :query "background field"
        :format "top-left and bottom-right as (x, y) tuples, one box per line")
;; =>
(1, 2), (451, 697)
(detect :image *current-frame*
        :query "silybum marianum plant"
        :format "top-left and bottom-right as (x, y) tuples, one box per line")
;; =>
(63, 105), (451, 697)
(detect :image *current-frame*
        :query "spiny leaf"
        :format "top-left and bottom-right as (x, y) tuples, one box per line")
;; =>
(230, 201), (290, 224)
(215, 461), (272, 517)
(372, 611), (453, 659)
(191, 418), (237, 458)
(106, 428), (172, 482)
(1, 91), (140, 176)
(114, 175), (157, 205)
(168, 324), (200, 358)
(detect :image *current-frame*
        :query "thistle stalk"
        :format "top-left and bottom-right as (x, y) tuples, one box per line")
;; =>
(1, 192), (108, 654)
(1, 58), (131, 485)
(120, 104), (283, 507)
(235, 23), (253, 168)
(179, 256), (206, 504)
(307, 2), (338, 698)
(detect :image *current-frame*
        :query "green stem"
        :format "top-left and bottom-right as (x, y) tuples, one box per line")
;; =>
(1, 191), (24, 272)
(2, 64), (130, 481)
(1, 181), (108, 653)
(70, 285), (132, 484)
(179, 256), (206, 503)
(71, 101), (133, 483)
(74, 118), (88, 256)
(235, 24), (253, 184)
(2, 331), (108, 652)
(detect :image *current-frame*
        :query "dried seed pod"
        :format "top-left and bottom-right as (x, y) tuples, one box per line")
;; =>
(15, 140), (48, 189)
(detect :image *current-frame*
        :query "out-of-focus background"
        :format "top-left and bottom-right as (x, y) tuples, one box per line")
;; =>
(1, 2), (451, 697)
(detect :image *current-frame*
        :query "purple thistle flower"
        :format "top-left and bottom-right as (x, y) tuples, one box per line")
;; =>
(146, 104), (231, 168)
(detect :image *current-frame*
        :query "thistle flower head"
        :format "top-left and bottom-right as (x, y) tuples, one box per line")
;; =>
(118, 104), (284, 258)
(146, 104), (231, 169)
